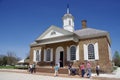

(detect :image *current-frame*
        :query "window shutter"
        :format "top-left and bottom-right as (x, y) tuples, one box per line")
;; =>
(33, 50), (36, 62)
(76, 45), (79, 60)
(51, 48), (53, 61)
(67, 46), (70, 61)
(94, 43), (99, 60)
(44, 49), (46, 61)
(39, 49), (41, 61)
(83, 44), (88, 60)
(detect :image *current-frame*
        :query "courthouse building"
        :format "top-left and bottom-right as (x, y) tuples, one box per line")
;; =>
(29, 7), (113, 72)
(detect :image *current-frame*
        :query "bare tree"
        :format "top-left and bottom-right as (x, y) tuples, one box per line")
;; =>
(6, 51), (19, 65)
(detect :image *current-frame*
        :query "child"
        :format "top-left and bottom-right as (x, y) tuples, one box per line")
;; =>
(54, 64), (59, 76)
(96, 64), (100, 76)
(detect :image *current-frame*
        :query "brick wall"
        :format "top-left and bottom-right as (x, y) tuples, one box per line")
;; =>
(29, 36), (113, 73)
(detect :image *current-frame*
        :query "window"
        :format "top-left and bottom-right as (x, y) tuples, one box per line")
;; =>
(69, 20), (71, 25)
(51, 31), (56, 35)
(70, 46), (76, 60)
(36, 50), (40, 62)
(88, 44), (95, 59)
(46, 49), (51, 61)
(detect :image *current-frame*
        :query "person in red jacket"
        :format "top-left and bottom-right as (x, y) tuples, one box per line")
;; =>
(80, 63), (85, 77)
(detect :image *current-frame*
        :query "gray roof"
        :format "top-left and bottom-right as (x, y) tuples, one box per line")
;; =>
(74, 28), (111, 43)
(31, 27), (111, 46)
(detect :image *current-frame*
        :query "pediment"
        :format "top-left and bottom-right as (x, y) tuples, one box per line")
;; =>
(36, 25), (73, 41)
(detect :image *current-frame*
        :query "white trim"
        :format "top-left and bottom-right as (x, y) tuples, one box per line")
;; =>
(76, 45), (80, 60)
(94, 42), (99, 60)
(83, 44), (88, 60)
(51, 48), (53, 61)
(33, 49), (41, 62)
(45, 48), (51, 62)
(33, 50), (36, 62)
(39, 49), (41, 61)
(56, 46), (64, 64)
(36, 50), (39, 62)
(41, 30), (63, 39)
(108, 44), (112, 61)
(67, 46), (70, 61)
(70, 45), (76, 61)
(44, 49), (46, 61)
(36, 36), (78, 45)
(36, 25), (74, 41)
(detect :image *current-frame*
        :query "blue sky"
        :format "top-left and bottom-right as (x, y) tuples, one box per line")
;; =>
(0, 0), (120, 59)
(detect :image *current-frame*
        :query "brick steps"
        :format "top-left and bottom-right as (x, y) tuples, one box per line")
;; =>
(36, 67), (79, 74)
(36, 67), (68, 74)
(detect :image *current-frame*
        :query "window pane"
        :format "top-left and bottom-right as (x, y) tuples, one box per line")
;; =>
(88, 44), (95, 59)
(69, 20), (71, 25)
(36, 50), (39, 61)
(70, 46), (76, 60)
(46, 49), (51, 61)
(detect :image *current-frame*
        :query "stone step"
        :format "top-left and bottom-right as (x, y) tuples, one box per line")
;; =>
(36, 67), (79, 74)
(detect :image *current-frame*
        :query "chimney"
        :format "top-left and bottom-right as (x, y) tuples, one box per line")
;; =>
(81, 20), (87, 29)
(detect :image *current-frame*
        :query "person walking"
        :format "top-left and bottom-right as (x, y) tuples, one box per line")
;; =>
(80, 63), (85, 77)
(32, 63), (36, 73)
(29, 64), (33, 73)
(96, 63), (100, 76)
(54, 64), (59, 77)
(86, 61), (91, 78)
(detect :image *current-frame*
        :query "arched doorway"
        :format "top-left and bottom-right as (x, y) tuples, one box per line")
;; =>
(56, 46), (64, 67)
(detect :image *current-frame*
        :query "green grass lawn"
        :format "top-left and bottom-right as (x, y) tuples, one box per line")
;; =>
(0, 65), (28, 69)
(0, 66), (15, 69)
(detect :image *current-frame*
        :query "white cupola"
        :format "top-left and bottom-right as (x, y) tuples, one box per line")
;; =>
(62, 5), (74, 32)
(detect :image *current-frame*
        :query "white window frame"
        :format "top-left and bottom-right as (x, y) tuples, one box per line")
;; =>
(88, 44), (95, 60)
(36, 50), (40, 62)
(70, 45), (76, 61)
(67, 46), (70, 61)
(108, 43), (112, 61)
(83, 42), (99, 61)
(33, 49), (41, 62)
(44, 48), (53, 62)
(76, 45), (80, 60)
(94, 42), (99, 60)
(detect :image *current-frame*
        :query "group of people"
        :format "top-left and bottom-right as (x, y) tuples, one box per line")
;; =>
(28, 63), (36, 74)
(79, 61), (92, 78)
(54, 61), (100, 78)
(68, 61), (100, 78)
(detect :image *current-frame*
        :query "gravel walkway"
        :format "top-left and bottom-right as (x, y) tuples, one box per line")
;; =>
(0, 67), (120, 80)
(0, 72), (89, 80)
